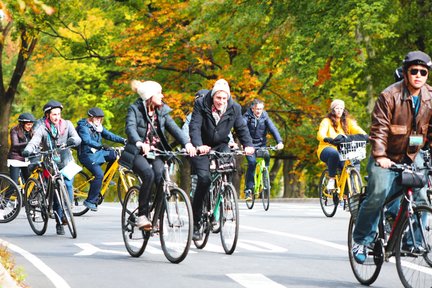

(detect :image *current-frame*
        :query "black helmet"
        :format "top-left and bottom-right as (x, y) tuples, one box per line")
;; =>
(195, 89), (209, 99)
(88, 107), (104, 117)
(18, 112), (36, 123)
(394, 66), (403, 82)
(402, 51), (432, 71)
(43, 100), (63, 114)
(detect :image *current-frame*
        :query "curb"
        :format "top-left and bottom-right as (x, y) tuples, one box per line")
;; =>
(0, 263), (20, 288)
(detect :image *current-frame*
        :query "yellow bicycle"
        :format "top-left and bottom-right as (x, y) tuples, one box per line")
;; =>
(318, 141), (366, 217)
(73, 146), (141, 216)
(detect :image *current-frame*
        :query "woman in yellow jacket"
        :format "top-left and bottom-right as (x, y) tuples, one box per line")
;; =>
(317, 99), (367, 190)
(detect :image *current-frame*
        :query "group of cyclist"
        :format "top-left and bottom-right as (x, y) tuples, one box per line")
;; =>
(5, 77), (285, 238)
(316, 50), (432, 266)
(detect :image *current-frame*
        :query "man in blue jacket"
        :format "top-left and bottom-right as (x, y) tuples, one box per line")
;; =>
(76, 107), (126, 211)
(243, 99), (284, 200)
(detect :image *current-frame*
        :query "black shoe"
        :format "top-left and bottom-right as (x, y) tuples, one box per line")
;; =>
(56, 223), (65, 235)
(193, 225), (202, 241)
(402, 243), (426, 254)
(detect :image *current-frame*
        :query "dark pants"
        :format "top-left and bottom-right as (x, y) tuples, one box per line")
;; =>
(80, 150), (116, 204)
(319, 147), (344, 177)
(245, 150), (270, 191)
(132, 155), (164, 216)
(9, 166), (31, 186)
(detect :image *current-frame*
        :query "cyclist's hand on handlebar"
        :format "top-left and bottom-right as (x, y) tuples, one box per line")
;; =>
(244, 146), (255, 155)
(332, 134), (348, 145)
(197, 145), (211, 155)
(376, 157), (394, 169)
(276, 143), (284, 150)
(136, 141), (151, 155)
(185, 143), (196, 157)
(229, 141), (239, 150)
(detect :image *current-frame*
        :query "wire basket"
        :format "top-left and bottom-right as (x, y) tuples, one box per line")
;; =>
(338, 141), (367, 161)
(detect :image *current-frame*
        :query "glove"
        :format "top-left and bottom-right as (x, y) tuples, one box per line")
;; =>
(332, 134), (348, 145)
(347, 134), (369, 142)
(22, 150), (30, 157)
(323, 137), (333, 143)
(123, 139), (127, 145)
(66, 138), (76, 147)
(102, 144), (111, 150)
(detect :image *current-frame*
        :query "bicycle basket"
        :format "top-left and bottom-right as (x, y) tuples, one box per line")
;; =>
(212, 155), (236, 173)
(348, 186), (367, 222)
(338, 141), (367, 161)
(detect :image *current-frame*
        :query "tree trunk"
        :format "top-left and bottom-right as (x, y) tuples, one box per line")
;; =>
(283, 159), (303, 198)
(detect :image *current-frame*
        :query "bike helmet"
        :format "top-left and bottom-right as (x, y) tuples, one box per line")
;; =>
(43, 100), (63, 114)
(87, 107), (104, 117)
(402, 51), (432, 71)
(394, 66), (403, 82)
(18, 112), (36, 123)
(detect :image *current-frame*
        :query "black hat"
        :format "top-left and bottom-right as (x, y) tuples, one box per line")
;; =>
(88, 107), (104, 117)
(18, 112), (36, 123)
(403, 51), (432, 70)
(43, 100), (63, 114)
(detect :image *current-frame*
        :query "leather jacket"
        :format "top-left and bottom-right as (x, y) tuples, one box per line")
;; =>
(370, 81), (432, 163)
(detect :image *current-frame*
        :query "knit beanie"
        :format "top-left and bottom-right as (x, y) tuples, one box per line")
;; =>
(131, 80), (162, 101)
(330, 99), (345, 110)
(210, 79), (230, 98)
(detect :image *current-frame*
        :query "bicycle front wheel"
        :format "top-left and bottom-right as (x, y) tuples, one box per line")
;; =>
(395, 205), (432, 288)
(0, 174), (21, 223)
(160, 187), (193, 264)
(118, 170), (141, 205)
(319, 169), (338, 217)
(73, 171), (90, 216)
(220, 183), (239, 255)
(122, 186), (148, 257)
(24, 178), (48, 235)
(348, 215), (382, 285)
(57, 179), (77, 238)
(261, 166), (270, 211)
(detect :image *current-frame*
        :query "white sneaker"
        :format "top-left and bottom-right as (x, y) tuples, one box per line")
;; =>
(326, 178), (335, 190)
(136, 215), (152, 230)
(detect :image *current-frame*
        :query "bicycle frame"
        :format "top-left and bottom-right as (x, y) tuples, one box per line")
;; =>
(335, 160), (357, 199)
(253, 158), (265, 195)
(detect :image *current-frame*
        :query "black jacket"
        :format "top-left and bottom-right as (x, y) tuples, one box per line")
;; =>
(189, 92), (252, 148)
(119, 98), (189, 169)
(243, 108), (283, 147)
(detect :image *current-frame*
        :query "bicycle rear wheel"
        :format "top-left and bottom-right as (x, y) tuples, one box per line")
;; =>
(57, 179), (77, 238)
(261, 166), (270, 211)
(348, 215), (382, 285)
(117, 170), (141, 205)
(220, 183), (239, 255)
(160, 188), (192, 263)
(395, 205), (432, 288)
(73, 171), (90, 216)
(24, 178), (48, 235)
(319, 169), (338, 217)
(193, 192), (211, 249)
(347, 169), (362, 198)
(122, 186), (148, 257)
(245, 191), (255, 209)
(0, 174), (21, 223)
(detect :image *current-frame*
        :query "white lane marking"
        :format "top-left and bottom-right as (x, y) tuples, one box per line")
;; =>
(227, 273), (285, 288)
(0, 238), (70, 288)
(236, 240), (287, 252)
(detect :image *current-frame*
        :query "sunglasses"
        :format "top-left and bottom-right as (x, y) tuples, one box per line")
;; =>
(409, 68), (428, 77)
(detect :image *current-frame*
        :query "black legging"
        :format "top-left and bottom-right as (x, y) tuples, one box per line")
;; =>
(132, 155), (164, 216)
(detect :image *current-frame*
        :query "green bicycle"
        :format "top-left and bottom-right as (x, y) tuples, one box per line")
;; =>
(245, 146), (276, 211)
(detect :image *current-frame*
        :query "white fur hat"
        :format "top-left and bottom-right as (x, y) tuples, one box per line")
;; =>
(330, 99), (345, 110)
(210, 79), (230, 98)
(131, 80), (162, 101)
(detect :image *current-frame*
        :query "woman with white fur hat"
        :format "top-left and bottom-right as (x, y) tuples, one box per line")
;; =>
(119, 80), (196, 229)
(316, 99), (367, 190)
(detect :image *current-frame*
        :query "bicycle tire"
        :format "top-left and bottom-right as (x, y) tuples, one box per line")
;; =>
(73, 171), (90, 216)
(220, 183), (239, 255)
(395, 205), (432, 288)
(318, 169), (338, 217)
(347, 169), (362, 197)
(261, 166), (270, 211)
(193, 192), (211, 249)
(56, 178), (77, 238)
(160, 187), (193, 263)
(24, 178), (48, 235)
(117, 170), (141, 206)
(0, 174), (22, 223)
(245, 191), (255, 209)
(122, 186), (148, 257)
(348, 215), (382, 285)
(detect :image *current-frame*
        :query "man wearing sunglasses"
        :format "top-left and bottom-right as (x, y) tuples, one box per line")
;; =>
(352, 50), (432, 264)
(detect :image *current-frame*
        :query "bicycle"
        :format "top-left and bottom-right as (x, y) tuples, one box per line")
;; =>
(193, 149), (241, 255)
(121, 148), (193, 263)
(348, 163), (432, 287)
(245, 146), (277, 211)
(318, 140), (366, 217)
(24, 146), (77, 238)
(72, 146), (141, 216)
(0, 173), (21, 223)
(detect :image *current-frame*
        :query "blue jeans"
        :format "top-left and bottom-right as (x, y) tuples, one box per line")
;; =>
(353, 152), (429, 245)
(245, 150), (270, 191)
(319, 147), (344, 177)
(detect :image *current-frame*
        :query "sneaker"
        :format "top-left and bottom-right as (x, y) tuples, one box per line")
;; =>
(352, 242), (367, 264)
(83, 200), (98, 212)
(136, 215), (152, 230)
(193, 224), (202, 241)
(245, 189), (252, 201)
(402, 243), (426, 254)
(56, 223), (65, 235)
(326, 178), (336, 190)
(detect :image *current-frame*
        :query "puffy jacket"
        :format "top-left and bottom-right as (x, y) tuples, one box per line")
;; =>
(119, 98), (189, 170)
(8, 125), (34, 161)
(243, 108), (282, 148)
(370, 81), (432, 163)
(189, 92), (252, 148)
(76, 118), (125, 165)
